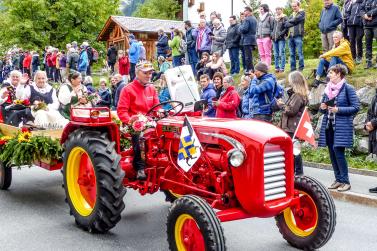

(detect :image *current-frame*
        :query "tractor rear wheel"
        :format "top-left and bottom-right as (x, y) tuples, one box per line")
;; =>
(62, 129), (126, 233)
(0, 161), (11, 190)
(167, 195), (226, 251)
(275, 176), (336, 250)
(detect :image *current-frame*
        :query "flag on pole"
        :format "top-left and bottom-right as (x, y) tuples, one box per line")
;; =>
(177, 116), (202, 172)
(293, 107), (316, 147)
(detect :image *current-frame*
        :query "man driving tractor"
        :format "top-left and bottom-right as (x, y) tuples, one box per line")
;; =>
(117, 61), (159, 180)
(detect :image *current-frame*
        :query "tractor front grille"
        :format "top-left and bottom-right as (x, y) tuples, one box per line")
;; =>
(264, 146), (286, 202)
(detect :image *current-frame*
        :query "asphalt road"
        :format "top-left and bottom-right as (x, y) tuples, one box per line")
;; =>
(0, 167), (377, 251)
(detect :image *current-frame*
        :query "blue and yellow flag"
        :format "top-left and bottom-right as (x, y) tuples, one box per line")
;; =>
(177, 116), (202, 172)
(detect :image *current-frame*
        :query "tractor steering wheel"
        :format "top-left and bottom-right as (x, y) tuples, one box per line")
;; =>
(146, 100), (184, 120)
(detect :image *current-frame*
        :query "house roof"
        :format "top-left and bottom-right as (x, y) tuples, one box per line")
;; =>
(97, 16), (185, 41)
(112, 16), (185, 33)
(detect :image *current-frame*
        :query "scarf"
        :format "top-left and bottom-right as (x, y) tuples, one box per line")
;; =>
(324, 78), (346, 100)
(260, 13), (268, 22)
(196, 28), (205, 51)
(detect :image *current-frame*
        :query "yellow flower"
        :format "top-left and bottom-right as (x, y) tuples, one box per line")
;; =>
(18, 132), (32, 143)
(0, 136), (13, 141)
(14, 100), (23, 105)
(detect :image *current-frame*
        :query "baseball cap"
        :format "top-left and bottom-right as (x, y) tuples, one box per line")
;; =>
(136, 61), (154, 72)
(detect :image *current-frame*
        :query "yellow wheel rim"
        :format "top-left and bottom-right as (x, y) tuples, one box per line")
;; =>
(169, 190), (182, 199)
(66, 147), (97, 217)
(174, 214), (205, 251)
(283, 191), (318, 237)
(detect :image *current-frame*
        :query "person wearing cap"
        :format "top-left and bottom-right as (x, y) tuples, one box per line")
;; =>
(128, 34), (141, 81)
(213, 75), (240, 118)
(117, 61), (159, 180)
(246, 62), (277, 122)
(239, 6), (258, 72)
(107, 43), (118, 74)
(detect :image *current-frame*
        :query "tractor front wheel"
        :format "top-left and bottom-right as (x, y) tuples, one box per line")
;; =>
(167, 195), (226, 251)
(275, 176), (336, 250)
(0, 161), (12, 190)
(62, 129), (126, 233)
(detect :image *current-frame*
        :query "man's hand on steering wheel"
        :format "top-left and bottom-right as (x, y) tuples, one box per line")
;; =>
(146, 100), (184, 121)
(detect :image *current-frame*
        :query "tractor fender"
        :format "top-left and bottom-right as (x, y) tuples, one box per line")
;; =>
(61, 122), (121, 153)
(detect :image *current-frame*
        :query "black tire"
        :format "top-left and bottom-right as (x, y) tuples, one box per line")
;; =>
(167, 195), (226, 251)
(62, 129), (126, 233)
(0, 161), (12, 190)
(275, 176), (336, 250)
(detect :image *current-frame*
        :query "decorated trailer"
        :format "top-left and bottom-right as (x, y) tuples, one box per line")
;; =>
(0, 104), (336, 251)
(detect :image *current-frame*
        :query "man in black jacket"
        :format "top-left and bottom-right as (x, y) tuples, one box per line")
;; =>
(285, 0), (306, 71)
(360, 0), (377, 68)
(239, 6), (257, 72)
(319, 0), (342, 53)
(185, 20), (199, 75)
(226, 15), (241, 75)
(345, 0), (364, 64)
(156, 29), (169, 59)
(107, 43), (118, 74)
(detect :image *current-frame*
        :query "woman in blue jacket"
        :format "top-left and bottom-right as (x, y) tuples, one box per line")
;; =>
(318, 64), (360, 192)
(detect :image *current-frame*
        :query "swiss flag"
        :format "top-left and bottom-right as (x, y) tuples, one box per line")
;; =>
(293, 108), (316, 147)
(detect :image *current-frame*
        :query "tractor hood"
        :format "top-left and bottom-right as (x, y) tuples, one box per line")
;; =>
(158, 117), (289, 145)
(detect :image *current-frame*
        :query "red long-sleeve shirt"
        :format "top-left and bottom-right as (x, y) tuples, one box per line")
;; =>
(118, 56), (130, 75)
(117, 79), (159, 124)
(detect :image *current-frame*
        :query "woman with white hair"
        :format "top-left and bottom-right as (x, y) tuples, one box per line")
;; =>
(22, 70), (68, 128)
(213, 75), (240, 118)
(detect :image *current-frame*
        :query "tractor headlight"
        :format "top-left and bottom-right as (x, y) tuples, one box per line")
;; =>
(228, 149), (245, 167)
(293, 140), (301, 156)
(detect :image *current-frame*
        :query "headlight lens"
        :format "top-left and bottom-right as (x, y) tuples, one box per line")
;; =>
(228, 149), (245, 167)
(293, 140), (301, 156)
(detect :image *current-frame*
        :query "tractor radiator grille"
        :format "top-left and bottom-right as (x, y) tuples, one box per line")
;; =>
(264, 147), (286, 202)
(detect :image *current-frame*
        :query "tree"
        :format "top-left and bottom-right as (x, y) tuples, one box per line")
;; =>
(303, 0), (323, 57)
(0, 0), (121, 50)
(133, 0), (181, 20)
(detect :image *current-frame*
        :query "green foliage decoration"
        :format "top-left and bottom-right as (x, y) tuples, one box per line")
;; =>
(0, 132), (63, 167)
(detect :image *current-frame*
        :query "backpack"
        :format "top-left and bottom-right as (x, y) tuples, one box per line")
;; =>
(178, 37), (187, 55)
(267, 81), (284, 113)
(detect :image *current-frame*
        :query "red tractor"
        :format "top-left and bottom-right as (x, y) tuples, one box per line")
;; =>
(59, 102), (336, 251)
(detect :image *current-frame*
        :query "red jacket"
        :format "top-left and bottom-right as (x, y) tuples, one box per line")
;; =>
(51, 52), (57, 66)
(215, 86), (240, 118)
(23, 54), (32, 68)
(117, 79), (159, 124)
(46, 53), (53, 67)
(118, 56), (130, 75)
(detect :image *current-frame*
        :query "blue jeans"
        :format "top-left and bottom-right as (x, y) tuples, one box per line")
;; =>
(273, 39), (286, 71)
(288, 36), (304, 71)
(316, 56), (345, 77)
(228, 47), (240, 74)
(326, 124), (350, 184)
(187, 48), (198, 75)
(172, 55), (183, 67)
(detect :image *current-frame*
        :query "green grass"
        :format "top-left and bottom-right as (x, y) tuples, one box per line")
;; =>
(302, 147), (377, 171)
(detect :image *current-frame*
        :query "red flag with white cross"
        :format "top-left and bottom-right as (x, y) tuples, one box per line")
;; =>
(293, 108), (316, 147)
